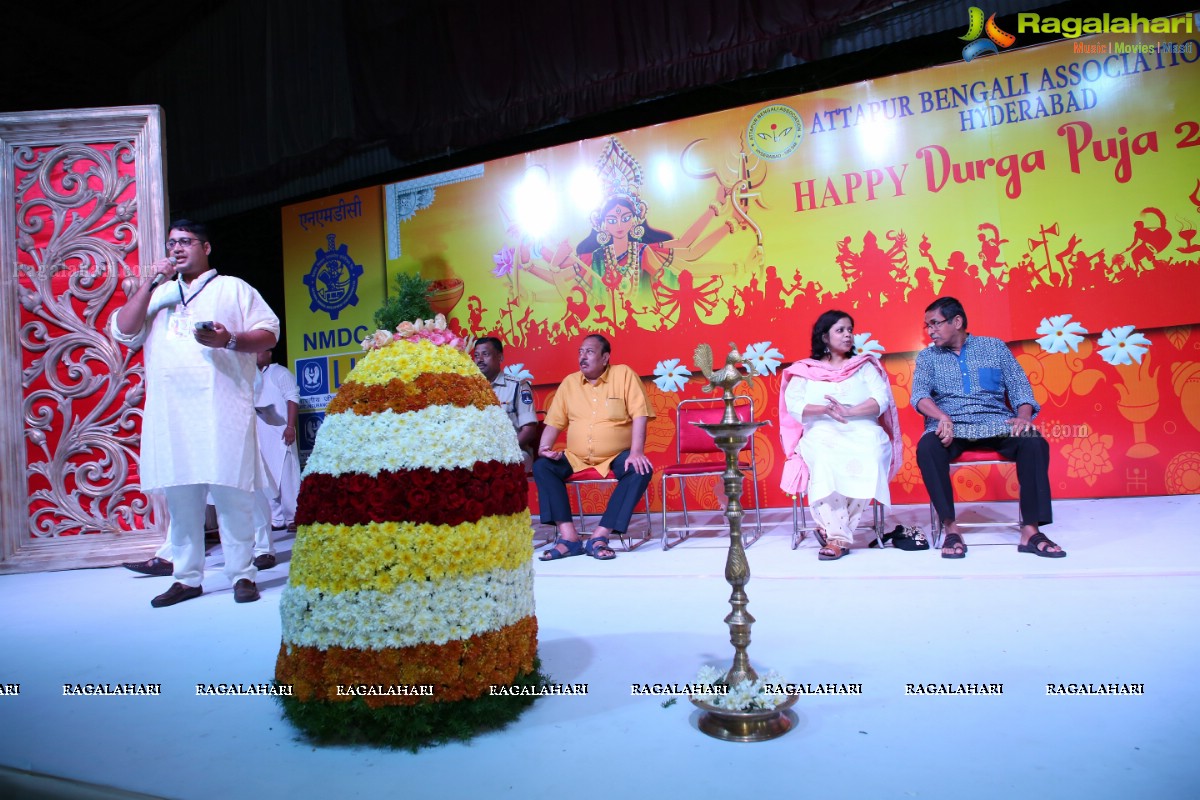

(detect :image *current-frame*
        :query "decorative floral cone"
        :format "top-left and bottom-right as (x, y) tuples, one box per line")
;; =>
(276, 321), (542, 747)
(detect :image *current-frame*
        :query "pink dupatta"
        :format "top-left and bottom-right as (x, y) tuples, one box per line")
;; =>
(778, 354), (903, 496)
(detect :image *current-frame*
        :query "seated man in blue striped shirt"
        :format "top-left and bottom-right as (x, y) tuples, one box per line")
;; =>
(912, 297), (1065, 560)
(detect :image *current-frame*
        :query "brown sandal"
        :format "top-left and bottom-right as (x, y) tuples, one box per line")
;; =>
(818, 538), (850, 561)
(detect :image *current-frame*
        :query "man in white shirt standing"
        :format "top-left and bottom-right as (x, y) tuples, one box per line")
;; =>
(251, 348), (301, 569)
(110, 220), (280, 606)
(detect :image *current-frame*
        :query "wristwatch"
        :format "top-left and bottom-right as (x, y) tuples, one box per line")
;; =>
(224, 332), (238, 350)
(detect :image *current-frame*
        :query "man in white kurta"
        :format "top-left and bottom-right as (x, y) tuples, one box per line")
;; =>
(251, 350), (301, 568)
(110, 221), (280, 607)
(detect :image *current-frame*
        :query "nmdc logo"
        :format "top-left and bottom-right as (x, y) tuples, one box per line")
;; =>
(303, 234), (364, 321)
(959, 7), (1016, 61)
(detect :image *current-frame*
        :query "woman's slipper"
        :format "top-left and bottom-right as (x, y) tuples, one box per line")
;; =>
(869, 525), (903, 548)
(941, 532), (966, 559)
(893, 525), (929, 551)
(584, 536), (616, 561)
(1017, 531), (1066, 558)
(540, 538), (584, 561)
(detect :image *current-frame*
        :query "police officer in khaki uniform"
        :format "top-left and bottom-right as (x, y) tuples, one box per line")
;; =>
(473, 337), (539, 469)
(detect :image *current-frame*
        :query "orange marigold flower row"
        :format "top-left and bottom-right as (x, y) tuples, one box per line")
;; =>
(276, 616), (538, 707)
(328, 372), (497, 416)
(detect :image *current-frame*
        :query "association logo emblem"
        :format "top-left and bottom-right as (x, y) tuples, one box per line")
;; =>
(747, 104), (803, 160)
(303, 234), (364, 321)
(960, 7), (1016, 61)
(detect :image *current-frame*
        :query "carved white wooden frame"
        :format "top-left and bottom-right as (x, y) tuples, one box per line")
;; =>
(0, 106), (168, 573)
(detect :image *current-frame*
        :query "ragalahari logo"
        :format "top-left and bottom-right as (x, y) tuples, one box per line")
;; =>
(959, 7), (1016, 61)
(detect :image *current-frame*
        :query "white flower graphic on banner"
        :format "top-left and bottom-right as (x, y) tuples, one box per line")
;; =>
(1035, 314), (1088, 354)
(853, 332), (885, 357)
(652, 358), (692, 393)
(1096, 325), (1150, 365)
(503, 363), (534, 382)
(743, 341), (784, 375)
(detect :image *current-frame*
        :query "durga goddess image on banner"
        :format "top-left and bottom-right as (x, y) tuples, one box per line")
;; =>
(490, 137), (765, 344)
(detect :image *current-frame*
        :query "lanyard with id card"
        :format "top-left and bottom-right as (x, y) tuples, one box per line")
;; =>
(167, 304), (194, 338)
(166, 272), (216, 339)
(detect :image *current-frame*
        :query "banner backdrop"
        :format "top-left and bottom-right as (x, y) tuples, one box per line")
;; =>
(283, 23), (1200, 505)
(281, 189), (385, 457)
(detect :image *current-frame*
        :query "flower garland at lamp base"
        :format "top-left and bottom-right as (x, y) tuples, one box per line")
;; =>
(276, 313), (548, 748)
(687, 665), (799, 743)
(688, 665), (790, 712)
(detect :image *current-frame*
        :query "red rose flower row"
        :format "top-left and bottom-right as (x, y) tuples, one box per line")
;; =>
(295, 460), (529, 527)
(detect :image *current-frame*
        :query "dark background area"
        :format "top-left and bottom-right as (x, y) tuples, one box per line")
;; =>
(2, 0), (1194, 362)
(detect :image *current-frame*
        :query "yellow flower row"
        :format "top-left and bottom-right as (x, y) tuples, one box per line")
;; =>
(289, 513), (533, 591)
(347, 338), (479, 387)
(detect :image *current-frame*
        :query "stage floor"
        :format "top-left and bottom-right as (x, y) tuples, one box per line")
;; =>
(2, 495), (1198, 799)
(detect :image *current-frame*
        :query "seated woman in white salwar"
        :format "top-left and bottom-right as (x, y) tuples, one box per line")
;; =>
(779, 310), (901, 560)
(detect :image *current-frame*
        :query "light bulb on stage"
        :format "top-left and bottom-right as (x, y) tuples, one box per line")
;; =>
(568, 167), (602, 215)
(513, 165), (558, 239)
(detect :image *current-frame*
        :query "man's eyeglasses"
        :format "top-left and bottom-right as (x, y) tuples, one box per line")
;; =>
(166, 237), (203, 249)
(924, 318), (949, 331)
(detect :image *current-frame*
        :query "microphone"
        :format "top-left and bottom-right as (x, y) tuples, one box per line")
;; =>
(150, 256), (178, 288)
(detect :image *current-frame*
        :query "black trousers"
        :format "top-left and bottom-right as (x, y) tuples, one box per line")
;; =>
(917, 432), (1053, 527)
(533, 450), (652, 534)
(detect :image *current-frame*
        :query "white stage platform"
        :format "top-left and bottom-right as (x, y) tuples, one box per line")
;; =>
(1, 495), (1198, 799)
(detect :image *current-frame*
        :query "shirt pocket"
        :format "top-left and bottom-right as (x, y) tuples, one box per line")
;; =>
(606, 397), (628, 421)
(978, 367), (1003, 392)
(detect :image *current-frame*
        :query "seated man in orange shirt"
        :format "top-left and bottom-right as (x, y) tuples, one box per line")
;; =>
(535, 334), (655, 561)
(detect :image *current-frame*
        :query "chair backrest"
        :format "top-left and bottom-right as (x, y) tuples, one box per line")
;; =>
(675, 396), (754, 458)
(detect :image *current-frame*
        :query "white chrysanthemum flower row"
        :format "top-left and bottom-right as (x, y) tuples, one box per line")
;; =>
(302, 404), (524, 477)
(280, 563), (535, 649)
